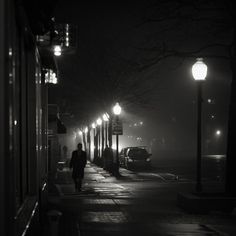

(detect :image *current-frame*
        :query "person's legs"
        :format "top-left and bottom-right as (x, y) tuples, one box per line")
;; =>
(77, 178), (82, 191)
(73, 178), (78, 192)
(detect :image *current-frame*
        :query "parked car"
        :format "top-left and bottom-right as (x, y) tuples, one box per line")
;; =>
(119, 146), (152, 169)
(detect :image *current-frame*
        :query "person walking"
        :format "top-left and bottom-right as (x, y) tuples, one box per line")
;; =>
(70, 143), (87, 192)
(103, 145), (113, 171)
(62, 145), (68, 159)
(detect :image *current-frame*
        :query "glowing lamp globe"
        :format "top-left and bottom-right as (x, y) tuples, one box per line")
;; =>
(54, 45), (62, 56)
(97, 118), (102, 126)
(113, 102), (122, 115)
(192, 58), (207, 81)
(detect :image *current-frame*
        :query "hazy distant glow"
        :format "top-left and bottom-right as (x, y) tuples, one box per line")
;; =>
(79, 131), (83, 136)
(45, 69), (58, 84)
(51, 73), (58, 84)
(216, 130), (221, 136)
(192, 58), (207, 81)
(112, 144), (122, 151)
(97, 118), (102, 126)
(113, 102), (121, 115)
(91, 123), (96, 129)
(9, 48), (13, 56)
(137, 137), (142, 141)
(84, 127), (88, 133)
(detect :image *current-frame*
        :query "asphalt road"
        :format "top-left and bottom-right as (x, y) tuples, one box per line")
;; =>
(50, 162), (236, 236)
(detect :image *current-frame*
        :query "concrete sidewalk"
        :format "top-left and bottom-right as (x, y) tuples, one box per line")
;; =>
(47, 162), (236, 236)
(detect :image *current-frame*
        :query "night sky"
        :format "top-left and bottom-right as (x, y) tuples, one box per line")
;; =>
(52, 1), (232, 156)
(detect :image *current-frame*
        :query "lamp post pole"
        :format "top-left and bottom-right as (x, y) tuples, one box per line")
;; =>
(116, 132), (119, 171)
(106, 122), (108, 145)
(102, 122), (105, 156)
(192, 58), (207, 193)
(91, 123), (96, 162)
(103, 113), (109, 147)
(108, 119), (112, 148)
(97, 118), (102, 161)
(196, 82), (203, 192)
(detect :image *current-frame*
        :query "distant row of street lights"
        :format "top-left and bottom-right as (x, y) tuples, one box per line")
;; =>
(79, 102), (122, 134)
(90, 102), (122, 129)
(77, 103), (122, 173)
(129, 121), (144, 127)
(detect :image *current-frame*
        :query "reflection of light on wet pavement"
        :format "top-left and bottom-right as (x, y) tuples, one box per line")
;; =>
(83, 199), (114, 204)
(51, 162), (236, 236)
(135, 172), (178, 181)
(113, 199), (131, 205)
(82, 211), (128, 223)
(144, 223), (225, 235)
(84, 174), (105, 181)
(203, 154), (226, 160)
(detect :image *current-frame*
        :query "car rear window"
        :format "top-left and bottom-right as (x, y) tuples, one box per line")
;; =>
(128, 148), (148, 157)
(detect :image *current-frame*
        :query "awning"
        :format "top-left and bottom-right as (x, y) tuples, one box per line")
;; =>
(20, 0), (59, 35)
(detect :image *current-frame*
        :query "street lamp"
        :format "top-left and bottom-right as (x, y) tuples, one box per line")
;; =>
(192, 58), (207, 192)
(112, 103), (122, 175)
(54, 45), (62, 56)
(113, 102), (122, 115)
(97, 118), (102, 126)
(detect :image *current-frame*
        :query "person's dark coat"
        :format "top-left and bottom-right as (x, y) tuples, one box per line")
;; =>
(70, 150), (87, 179)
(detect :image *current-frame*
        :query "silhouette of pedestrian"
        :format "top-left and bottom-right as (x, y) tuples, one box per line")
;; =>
(104, 145), (112, 171)
(62, 145), (68, 159)
(70, 143), (87, 192)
